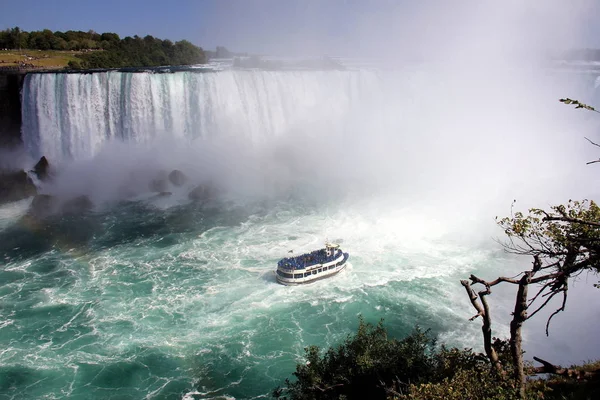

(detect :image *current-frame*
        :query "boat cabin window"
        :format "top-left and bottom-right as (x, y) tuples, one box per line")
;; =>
(318, 268), (322, 273)
(294, 274), (303, 279)
(304, 272), (311, 277)
(329, 265), (335, 270)
(312, 270), (317, 275)
(277, 270), (293, 278)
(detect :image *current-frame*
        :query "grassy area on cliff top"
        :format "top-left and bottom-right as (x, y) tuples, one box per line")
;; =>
(0, 49), (83, 69)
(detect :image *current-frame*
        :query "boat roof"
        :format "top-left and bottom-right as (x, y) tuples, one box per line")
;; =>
(277, 246), (342, 269)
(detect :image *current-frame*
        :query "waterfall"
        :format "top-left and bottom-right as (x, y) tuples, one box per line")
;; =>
(20, 66), (600, 211)
(21, 70), (384, 163)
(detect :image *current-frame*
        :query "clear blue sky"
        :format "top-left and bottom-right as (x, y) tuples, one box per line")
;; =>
(1, 0), (600, 57)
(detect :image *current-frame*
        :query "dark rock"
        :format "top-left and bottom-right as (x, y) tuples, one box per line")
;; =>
(149, 178), (168, 193)
(188, 185), (207, 201)
(0, 170), (37, 205)
(188, 183), (218, 202)
(61, 195), (93, 215)
(28, 194), (57, 219)
(32, 156), (50, 181)
(168, 169), (187, 187)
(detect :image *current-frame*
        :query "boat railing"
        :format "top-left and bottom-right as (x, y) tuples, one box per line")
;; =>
(277, 249), (343, 270)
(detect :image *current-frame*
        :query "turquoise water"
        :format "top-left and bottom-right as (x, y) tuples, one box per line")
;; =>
(0, 194), (509, 399)
(5, 66), (600, 399)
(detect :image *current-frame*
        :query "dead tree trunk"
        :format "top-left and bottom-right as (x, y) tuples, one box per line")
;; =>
(461, 280), (503, 375)
(533, 356), (600, 380)
(510, 271), (532, 399)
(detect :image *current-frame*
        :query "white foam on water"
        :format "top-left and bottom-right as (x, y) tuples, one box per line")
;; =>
(0, 196), (33, 230)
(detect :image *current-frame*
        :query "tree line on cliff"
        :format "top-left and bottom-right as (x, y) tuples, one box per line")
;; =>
(0, 27), (206, 68)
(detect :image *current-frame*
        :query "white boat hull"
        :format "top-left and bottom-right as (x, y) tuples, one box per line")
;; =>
(276, 251), (349, 285)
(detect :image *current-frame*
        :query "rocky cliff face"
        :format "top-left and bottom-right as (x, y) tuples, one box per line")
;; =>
(0, 72), (24, 147)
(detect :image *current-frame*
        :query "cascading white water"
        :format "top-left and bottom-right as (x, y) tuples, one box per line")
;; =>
(20, 67), (600, 211)
(21, 70), (385, 163)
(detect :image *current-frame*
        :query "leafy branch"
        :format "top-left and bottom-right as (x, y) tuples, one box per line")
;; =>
(559, 98), (600, 113)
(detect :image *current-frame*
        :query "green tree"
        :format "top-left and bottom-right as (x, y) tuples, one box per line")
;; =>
(462, 99), (600, 398)
(1, 26), (206, 68)
(274, 318), (519, 400)
(0, 30), (9, 48)
(100, 32), (120, 43)
(17, 31), (29, 49)
(8, 26), (25, 49)
(273, 318), (438, 399)
(67, 59), (82, 70)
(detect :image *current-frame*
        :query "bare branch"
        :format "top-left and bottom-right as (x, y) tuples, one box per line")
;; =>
(469, 274), (521, 287)
(584, 136), (600, 148)
(532, 255), (542, 272)
(468, 313), (482, 321)
(460, 279), (503, 375)
(309, 383), (345, 392)
(461, 280), (484, 320)
(533, 356), (561, 374)
(532, 356), (600, 379)
(539, 261), (561, 270)
(529, 272), (563, 284)
(545, 285), (568, 336)
(584, 137), (600, 163)
(542, 215), (600, 228)
(528, 280), (554, 307)
(526, 288), (563, 321)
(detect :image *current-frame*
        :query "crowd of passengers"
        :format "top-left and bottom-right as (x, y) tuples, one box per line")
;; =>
(278, 249), (340, 270)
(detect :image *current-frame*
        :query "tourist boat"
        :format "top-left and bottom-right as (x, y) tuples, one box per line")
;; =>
(276, 243), (349, 285)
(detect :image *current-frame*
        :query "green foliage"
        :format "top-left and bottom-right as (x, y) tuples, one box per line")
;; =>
(559, 98), (599, 112)
(75, 36), (205, 69)
(273, 318), (509, 400)
(274, 318), (599, 400)
(496, 199), (600, 271)
(274, 318), (437, 399)
(67, 60), (82, 70)
(0, 26), (206, 68)
(403, 369), (518, 400)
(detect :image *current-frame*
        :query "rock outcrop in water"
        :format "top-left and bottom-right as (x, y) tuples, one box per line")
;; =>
(32, 156), (50, 181)
(168, 169), (187, 187)
(27, 194), (56, 219)
(0, 169), (37, 205)
(25, 194), (94, 220)
(0, 155), (54, 205)
(149, 170), (169, 193)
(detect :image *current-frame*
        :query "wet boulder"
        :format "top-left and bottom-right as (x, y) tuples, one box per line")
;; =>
(32, 156), (50, 181)
(27, 194), (57, 219)
(0, 170), (37, 205)
(168, 169), (187, 187)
